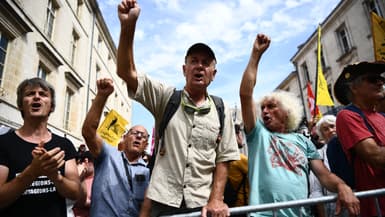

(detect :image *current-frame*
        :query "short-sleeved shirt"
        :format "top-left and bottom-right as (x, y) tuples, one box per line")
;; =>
(309, 145), (329, 197)
(128, 73), (239, 208)
(336, 109), (385, 216)
(0, 131), (77, 217)
(90, 142), (149, 217)
(247, 119), (321, 217)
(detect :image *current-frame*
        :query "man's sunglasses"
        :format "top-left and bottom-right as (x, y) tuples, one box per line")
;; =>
(181, 96), (211, 115)
(361, 75), (385, 84)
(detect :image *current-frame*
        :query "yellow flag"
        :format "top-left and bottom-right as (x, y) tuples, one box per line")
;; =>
(97, 109), (129, 147)
(316, 25), (334, 106)
(371, 12), (385, 61)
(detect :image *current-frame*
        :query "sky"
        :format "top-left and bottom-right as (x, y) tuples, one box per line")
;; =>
(97, 0), (341, 142)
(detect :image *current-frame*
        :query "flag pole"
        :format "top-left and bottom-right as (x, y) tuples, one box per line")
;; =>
(313, 25), (321, 121)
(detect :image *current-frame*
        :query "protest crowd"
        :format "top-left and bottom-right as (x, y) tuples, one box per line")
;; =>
(1, 1), (385, 217)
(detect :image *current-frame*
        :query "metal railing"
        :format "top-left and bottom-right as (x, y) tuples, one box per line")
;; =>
(161, 188), (385, 217)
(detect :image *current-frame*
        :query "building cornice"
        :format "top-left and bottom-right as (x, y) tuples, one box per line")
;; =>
(0, 0), (32, 38)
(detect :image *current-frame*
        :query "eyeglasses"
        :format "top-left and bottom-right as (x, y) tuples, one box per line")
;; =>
(361, 75), (385, 84)
(128, 130), (149, 139)
(181, 95), (211, 115)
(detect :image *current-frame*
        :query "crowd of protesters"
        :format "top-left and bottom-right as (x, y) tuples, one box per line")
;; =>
(1, 0), (385, 217)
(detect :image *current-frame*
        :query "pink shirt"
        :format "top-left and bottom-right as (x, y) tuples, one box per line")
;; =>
(73, 176), (93, 217)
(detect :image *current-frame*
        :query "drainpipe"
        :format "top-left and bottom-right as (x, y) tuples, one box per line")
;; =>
(85, 7), (96, 114)
(294, 61), (307, 120)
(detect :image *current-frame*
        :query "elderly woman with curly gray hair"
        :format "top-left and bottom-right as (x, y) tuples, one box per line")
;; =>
(239, 33), (360, 217)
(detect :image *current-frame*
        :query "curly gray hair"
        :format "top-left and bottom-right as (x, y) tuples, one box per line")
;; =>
(257, 90), (303, 132)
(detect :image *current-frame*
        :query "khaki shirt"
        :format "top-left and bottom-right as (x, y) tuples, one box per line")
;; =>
(129, 73), (240, 208)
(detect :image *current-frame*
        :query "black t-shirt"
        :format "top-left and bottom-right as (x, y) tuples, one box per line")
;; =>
(0, 131), (77, 217)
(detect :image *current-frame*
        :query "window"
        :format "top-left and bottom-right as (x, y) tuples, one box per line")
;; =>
(0, 32), (8, 86)
(45, 0), (57, 38)
(97, 35), (102, 50)
(365, 0), (383, 17)
(36, 42), (62, 76)
(336, 24), (352, 55)
(64, 88), (74, 130)
(95, 64), (101, 91)
(76, 0), (83, 17)
(326, 84), (335, 113)
(320, 48), (327, 71)
(328, 84), (334, 101)
(70, 31), (79, 65)
(315, 47), (328, 72)
(96, 64), (101, 73)
(37, 64), (48, 80)
(301, 62), (310, 83)
(63, 71), (83, 130)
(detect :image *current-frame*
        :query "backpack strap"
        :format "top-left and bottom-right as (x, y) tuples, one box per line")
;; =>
(158, 90), (182, 140)
(342, 104), (375, 181)
(147, 90), (181, 173)
(344, 104), (374, 133)
(210, 95), (225, 144)
(149, 90), (225, 173)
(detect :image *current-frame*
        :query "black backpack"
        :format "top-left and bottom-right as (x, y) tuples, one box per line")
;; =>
(327, 136), (355, 189)
(327, 104), (385, 189)
(147, 90), (225, 172)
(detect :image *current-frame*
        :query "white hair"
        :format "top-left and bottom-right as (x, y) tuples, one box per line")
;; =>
(257, 90), (303, 132)
(315, 115), (336, 140)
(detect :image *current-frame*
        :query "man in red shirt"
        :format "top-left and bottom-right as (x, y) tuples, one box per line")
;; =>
(334, 61), (385, 216)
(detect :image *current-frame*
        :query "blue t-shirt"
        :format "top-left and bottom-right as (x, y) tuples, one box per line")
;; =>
(90, 142), (149, 217)
(247, 119), (321, 217)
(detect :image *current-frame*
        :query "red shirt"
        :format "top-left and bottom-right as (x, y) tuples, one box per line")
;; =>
(336, 109), (385, 216)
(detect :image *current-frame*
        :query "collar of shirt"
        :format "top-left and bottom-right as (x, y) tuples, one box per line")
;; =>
(182, 89), (210, 108)
(121, 152), (147, 167)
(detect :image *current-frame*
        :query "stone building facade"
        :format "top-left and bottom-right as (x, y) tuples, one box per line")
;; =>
(0, 0), (132, 147)
(283, 0), (385, 121)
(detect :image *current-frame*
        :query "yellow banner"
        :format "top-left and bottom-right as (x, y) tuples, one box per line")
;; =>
(371, 12), (385, 61)
(316, 25), (334, 106)
(97, 109), (128, 147)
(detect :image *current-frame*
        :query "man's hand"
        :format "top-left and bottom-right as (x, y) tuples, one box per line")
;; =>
(78, 159), (93, 181)
(96, 78), (114, 97)
(252, 33), (270, 56)
(118, 0), (140, 25)
(30, 144), (65, 181)
(334, 183), (360, 216)
(201, 199), (230, 217)
(31, 140), (45, 158)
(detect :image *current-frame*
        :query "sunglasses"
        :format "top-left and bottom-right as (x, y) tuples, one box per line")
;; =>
(181, 95), (211, 115)
(361, 75), (385, 84)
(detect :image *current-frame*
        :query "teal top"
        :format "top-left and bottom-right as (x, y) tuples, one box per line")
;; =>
(247, 119), (321, 216)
